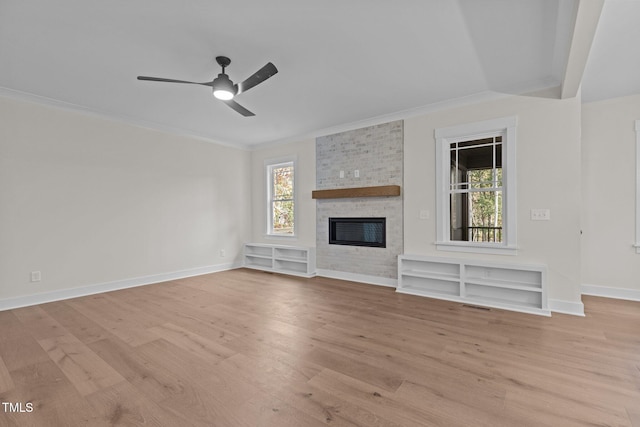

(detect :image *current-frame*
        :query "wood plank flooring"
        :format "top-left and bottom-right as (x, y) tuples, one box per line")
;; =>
(0, 268), (639, 426)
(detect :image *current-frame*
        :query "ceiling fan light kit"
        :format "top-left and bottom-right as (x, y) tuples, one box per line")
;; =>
(137, 55), (278, 116)
(212, 73), (236, 100)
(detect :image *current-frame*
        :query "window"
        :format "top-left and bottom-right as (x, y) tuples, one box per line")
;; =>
(450, 136), (503, 243)
(266, 158), (296, 236)
(435, 116), (517, 254)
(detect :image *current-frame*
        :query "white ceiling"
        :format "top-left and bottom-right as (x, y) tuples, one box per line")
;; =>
(1, 0), (636, 148)
(582, 0), (640, 102)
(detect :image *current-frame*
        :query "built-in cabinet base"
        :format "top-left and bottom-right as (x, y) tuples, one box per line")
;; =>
(244, 243), (316, 278)
(397, 255), (549, 316)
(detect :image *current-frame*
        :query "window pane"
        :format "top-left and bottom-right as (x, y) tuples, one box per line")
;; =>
(456, 144), (495, 169)
(450, 192), (466, 241)
(468, 168), (502, 189)
(450, 190), (503, 243)
(272, 200), (294, 234)
(469, 190), (502, 242)
(450, 165), (468, 190)
(457, 137), (494, 148)
(273, 166), (294, 199)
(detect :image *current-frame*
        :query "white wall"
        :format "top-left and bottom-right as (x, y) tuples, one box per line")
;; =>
(0, 96), (251, 303)
(404, 94), (583, 306)
(582, 93), (640, 293)
(250, 139), (316, 247)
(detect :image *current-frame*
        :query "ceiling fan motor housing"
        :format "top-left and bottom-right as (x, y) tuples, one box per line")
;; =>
(212, 73), (236, 100)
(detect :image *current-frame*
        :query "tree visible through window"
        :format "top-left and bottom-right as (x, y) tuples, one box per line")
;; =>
(268, 161), (295, 235)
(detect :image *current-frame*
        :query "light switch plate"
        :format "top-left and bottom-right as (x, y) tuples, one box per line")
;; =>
(531, 209), (551, 221)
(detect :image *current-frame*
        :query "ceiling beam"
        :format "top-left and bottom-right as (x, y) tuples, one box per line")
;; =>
(561, 0), (605, 99)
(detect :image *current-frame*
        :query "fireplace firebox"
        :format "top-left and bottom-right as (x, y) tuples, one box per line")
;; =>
(329, 217), (386, 248)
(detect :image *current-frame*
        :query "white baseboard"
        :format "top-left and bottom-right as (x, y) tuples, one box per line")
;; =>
(3, 263), (600, 319)
(316, 269), (397, 288)
(581, 284), (640, 302)
(548, 299), (585, 316)
(0, 262), (242, 312)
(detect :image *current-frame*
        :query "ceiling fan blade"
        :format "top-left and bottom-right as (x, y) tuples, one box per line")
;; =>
(236, 62), (278, 94)
(223, 100), (255, 117)
(137, 76), (213, 86)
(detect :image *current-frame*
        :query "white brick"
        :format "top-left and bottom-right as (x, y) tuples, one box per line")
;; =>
(316, 121), (403, 280)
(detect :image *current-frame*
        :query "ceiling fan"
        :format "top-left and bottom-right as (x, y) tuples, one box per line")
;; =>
(137, 56), (278, 117)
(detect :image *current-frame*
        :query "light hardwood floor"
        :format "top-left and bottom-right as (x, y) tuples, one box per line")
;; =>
(1, 268), (639, 426)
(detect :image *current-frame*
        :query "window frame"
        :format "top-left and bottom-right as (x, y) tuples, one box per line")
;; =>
(435, 116), (517, 255)
(265, 156), (297, 238)
(633, 120), (640, 254)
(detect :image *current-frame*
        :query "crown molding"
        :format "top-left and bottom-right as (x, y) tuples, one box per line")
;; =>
(0, 87), (251, 151)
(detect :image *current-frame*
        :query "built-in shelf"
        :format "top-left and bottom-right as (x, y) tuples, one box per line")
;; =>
(397, 255), (549, 316)
(244, 243), (316, 278)
(312, 185), (401, 199)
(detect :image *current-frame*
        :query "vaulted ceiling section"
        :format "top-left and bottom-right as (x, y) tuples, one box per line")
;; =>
(1, 0), (636, 147)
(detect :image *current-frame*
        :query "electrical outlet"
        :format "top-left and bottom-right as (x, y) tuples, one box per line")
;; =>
(339, 170), (344, 178)
(419, 210), (430, 220)
(30, 271), (41, 282)
(220, 249), (226, 258)
(531, 209), (551, 221)
(354, 169), (360, 178)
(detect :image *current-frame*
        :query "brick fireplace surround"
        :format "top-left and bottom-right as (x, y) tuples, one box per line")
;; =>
(315, 120), (403, 284)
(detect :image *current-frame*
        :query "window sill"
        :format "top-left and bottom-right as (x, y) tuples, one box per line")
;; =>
(435, 241), (517, 256)
(265, 234), (297, 240)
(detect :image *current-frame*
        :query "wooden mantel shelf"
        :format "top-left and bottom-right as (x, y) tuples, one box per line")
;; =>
(312, 185), (401, 199)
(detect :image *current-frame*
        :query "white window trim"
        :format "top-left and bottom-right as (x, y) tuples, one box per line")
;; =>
(265, 155), (297, 239)
(635, 120), (640, 253)
(435, 116), (517, 255)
